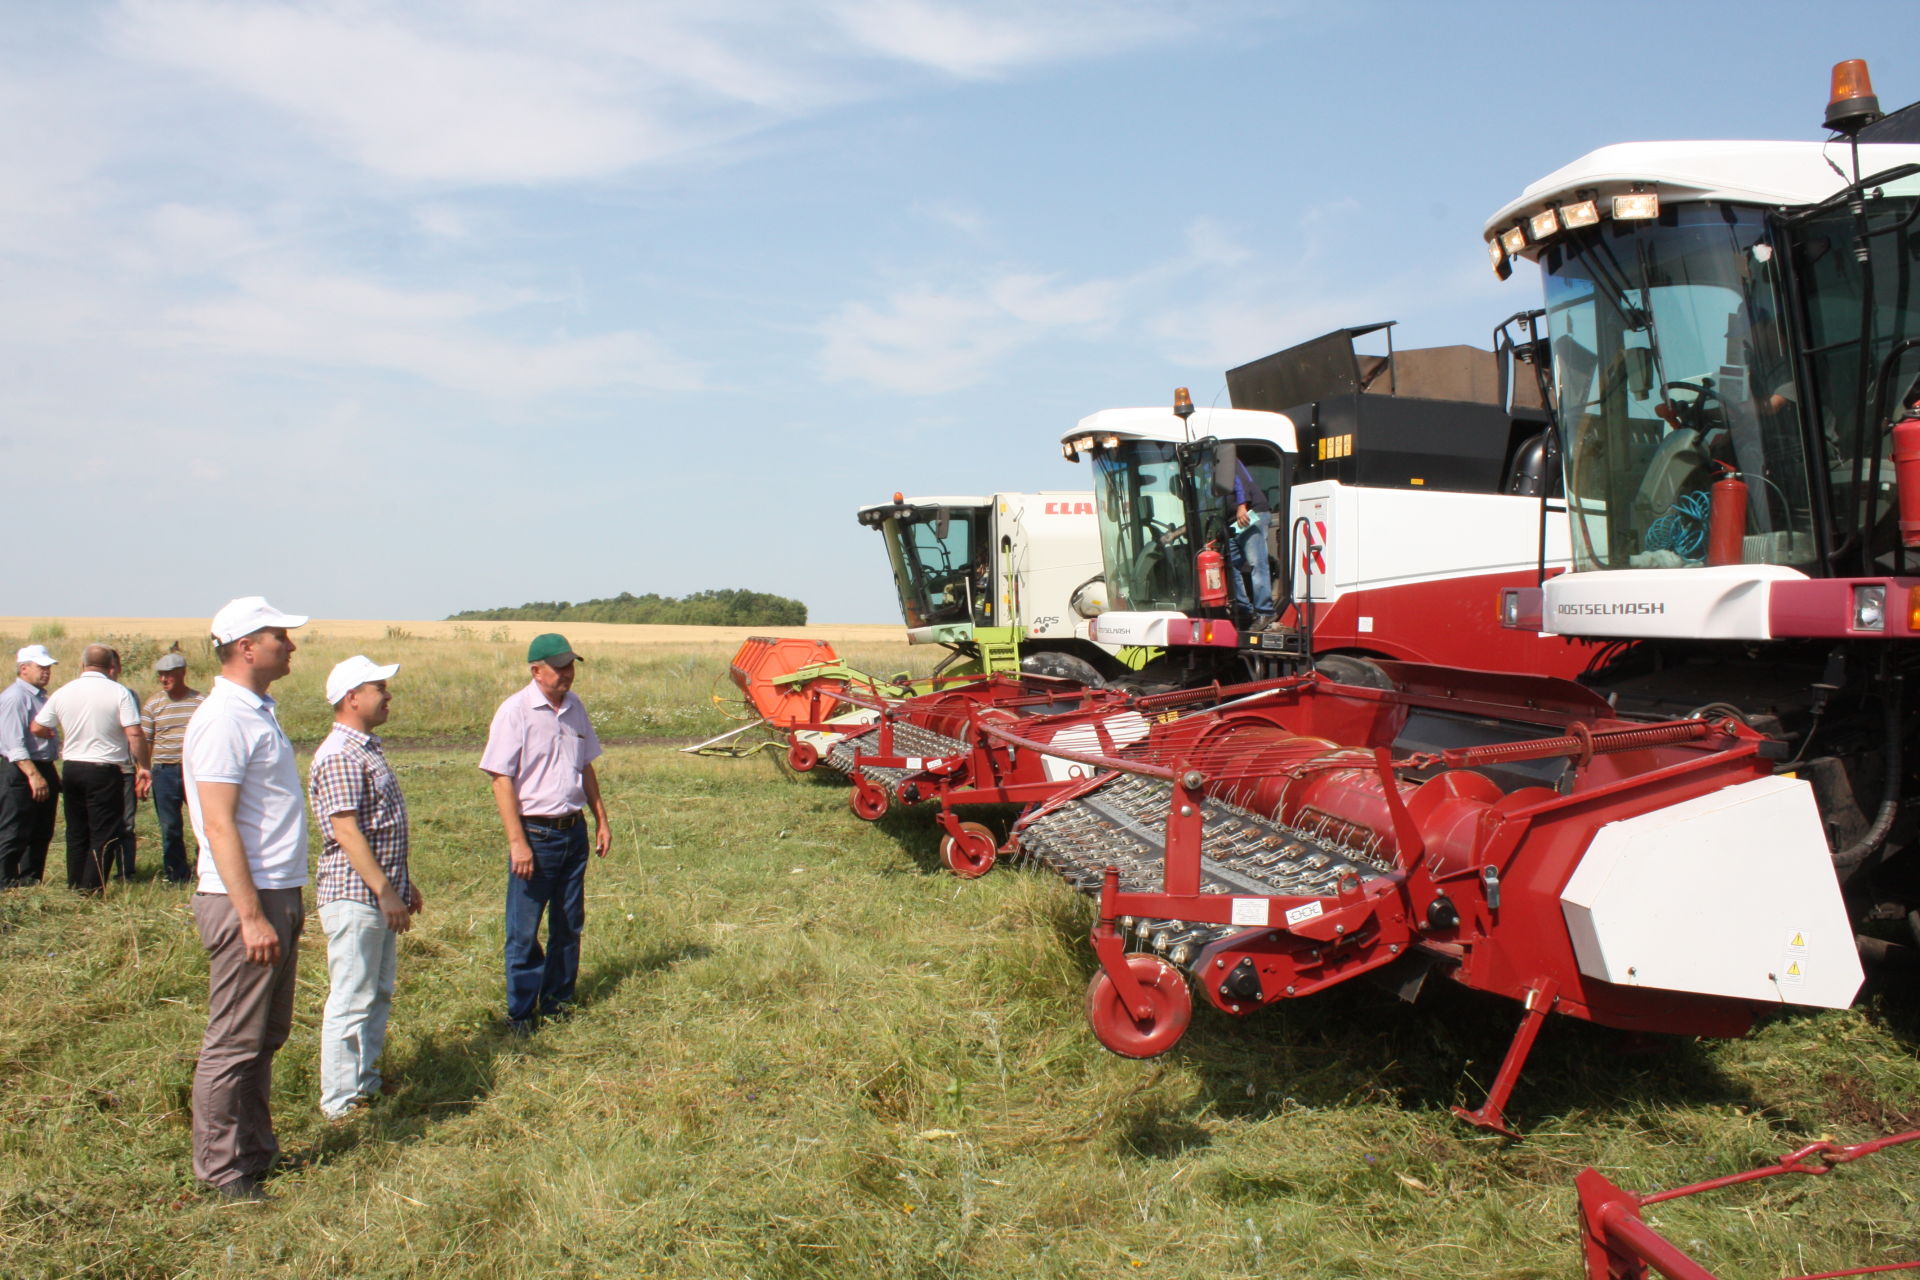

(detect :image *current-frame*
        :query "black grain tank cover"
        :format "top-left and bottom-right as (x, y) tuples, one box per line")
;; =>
(1861, 99), (1920, 142)
(1227, 326), (1545, 494)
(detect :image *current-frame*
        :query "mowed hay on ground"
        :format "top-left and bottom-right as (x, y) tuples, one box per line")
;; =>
(0, 637), (1916, 1278)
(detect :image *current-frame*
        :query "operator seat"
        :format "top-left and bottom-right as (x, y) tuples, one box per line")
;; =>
(1632, 426), (1705, 529)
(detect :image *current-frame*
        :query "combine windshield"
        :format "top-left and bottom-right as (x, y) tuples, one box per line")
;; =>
(881, 506), (988, 628)
(1542, 205), (1817, 571)
(1091, 442), (1198, 611)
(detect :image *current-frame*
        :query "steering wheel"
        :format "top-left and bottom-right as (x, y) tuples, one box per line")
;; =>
(1660, 380), (1726, 435)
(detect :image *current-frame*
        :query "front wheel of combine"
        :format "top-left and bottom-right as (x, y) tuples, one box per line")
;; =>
(849, 777), (890, 821)
(938, 822), (998, 879)
(786, 740), (819, 773)
(1085, 954), (1193, 1058)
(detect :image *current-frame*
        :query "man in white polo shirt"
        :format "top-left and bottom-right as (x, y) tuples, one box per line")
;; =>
(31, 644), (151, 893)
(184, 596), (308, 1202)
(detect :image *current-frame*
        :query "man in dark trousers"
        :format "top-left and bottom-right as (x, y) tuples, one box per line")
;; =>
(479, 633), (612, 1032)
(0, 645), (61, 887)
(32, 644), (151, 892)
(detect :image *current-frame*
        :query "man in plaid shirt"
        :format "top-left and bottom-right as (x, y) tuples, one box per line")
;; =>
(309, 655), (421, 1119)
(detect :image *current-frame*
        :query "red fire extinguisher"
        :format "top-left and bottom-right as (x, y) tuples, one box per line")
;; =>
(1197, 541), (1228, 606)
(1893, 399), (1920, 548)
(1707, 463), (1748, 566)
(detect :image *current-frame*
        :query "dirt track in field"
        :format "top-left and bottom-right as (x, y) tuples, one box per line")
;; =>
(0, 617), (903, 648)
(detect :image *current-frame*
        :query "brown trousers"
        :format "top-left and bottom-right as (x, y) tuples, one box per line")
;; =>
(191, 888), (304, 1188)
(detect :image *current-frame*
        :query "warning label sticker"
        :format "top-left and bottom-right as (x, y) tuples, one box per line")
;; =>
(1780, 958), (1805, 986)
(1231, 898), (1269, 926)
(1785, 930), (1808, 954)
(1284, 900), (1324, 928)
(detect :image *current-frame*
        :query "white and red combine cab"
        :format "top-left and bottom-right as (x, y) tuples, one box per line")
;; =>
(1489, 60), (1920, 958)
(1065, 325), (1602, 686)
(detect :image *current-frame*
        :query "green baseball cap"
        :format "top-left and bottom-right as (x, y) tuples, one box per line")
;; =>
(527, 633), (582, 666)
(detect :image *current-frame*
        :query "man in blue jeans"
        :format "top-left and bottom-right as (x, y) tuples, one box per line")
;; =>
(1226, 458), (1275, 631)
(478, 633), (612, 1033)
(142, 652), (205, 883)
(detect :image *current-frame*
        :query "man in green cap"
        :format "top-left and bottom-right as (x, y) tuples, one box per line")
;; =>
(478, 633), (611, 1032)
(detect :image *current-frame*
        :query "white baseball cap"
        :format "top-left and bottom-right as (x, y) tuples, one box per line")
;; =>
(16, 644), (58, 666)
(210, 596), (309, 646)
(326, 655), (399, 706)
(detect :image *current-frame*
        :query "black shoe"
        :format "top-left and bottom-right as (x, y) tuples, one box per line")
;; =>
(211, 1176), (269, 1203)
(539, 1003), (576, 1024)
(499, 1017), (538, 1037)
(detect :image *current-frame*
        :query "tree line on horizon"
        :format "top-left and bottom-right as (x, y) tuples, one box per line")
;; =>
(448, 588), (807, 627)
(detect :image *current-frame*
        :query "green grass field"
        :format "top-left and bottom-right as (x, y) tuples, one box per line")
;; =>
(1, 636), (1917, 1278)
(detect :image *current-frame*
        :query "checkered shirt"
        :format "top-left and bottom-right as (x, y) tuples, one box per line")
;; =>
(308, 723), (411, 909)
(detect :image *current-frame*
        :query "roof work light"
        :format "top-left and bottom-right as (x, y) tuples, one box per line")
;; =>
(1825, 59), (1881, 135)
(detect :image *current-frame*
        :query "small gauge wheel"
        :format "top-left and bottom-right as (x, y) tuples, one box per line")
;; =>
(786, 740), (819, 773)
(938, 821), (998, 878)
(1085, 954), (1193, 1058)
(849, 777), (890, 821)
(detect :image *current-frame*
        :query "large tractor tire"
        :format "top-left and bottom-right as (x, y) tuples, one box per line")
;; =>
(1313, 653), (1393, 691)
(1020, 650), (1107, 688)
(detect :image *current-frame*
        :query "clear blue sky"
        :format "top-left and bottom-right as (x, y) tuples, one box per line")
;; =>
(4, 1), (1915, 622)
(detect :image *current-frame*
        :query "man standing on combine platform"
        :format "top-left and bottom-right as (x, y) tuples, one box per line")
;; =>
(479, 633), (611, 1033)
(142, 651), (204, 885)
(310, 655), (419, 1119)
(185, 596), (307, 1202)
(0, 645), (61, 887)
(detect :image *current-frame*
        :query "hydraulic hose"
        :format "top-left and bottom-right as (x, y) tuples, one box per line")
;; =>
(1833, 673), (1902, 882)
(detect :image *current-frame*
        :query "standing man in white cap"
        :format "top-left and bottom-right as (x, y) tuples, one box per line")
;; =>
(309, 655), (420, 1119)
(142, 651), (204, 884)
(0, 645), (61, 887)
(184, 595), (308, 1202)
(479, 632), (611, 1032)
(31, 644), (151, 893)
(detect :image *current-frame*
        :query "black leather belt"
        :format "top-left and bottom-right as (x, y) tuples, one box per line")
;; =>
(522, 811), (582, 830)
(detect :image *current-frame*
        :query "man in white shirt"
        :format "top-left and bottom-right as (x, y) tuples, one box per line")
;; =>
(31, 644), (151, 893)
(184, 597), (308, 1202)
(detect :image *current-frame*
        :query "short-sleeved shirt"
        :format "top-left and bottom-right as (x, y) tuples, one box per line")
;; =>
(0, 678), (55, 764)
(184, 676), (308, 893)
(309, 723), (410, 909)
(478, 682), (602, 816)
(142, 688), (205, 766)
(34, 671), (140, 765)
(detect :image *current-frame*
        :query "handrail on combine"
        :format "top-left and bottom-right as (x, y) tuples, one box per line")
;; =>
(1577, 1129), (1920, 1280)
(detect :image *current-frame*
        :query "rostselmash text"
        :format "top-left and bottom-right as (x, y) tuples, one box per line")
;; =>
(1555, 602), (1667, 615)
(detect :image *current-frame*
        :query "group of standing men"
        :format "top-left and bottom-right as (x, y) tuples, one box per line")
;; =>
(0, 642), (205, 889)
(3, 601), (613, 1202)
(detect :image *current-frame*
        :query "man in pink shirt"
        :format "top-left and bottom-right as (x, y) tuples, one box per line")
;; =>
(478, 633), (611, 1033)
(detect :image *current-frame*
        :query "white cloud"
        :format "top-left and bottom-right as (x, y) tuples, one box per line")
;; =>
(161, 266), (703, 397)
(105, 0), (1225, 186)
(112, 0), (669, 183)
(830, 0), (1192, 78)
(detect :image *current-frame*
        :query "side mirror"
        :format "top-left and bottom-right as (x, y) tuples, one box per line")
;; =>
(934, 507), (950, 541)
(1623, 347), (1654, 400)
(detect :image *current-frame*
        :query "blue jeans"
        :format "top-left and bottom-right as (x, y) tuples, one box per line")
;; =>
(151, 763), (193, 882)
(1227, 511), (1274, 615)
(504, 821), (588, 1022)
(319, 900), (398, 1117)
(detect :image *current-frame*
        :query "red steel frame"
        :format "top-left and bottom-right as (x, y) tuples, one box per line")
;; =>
(834, 676), (1322, 840)
(988, 666), (1785, 1135)
(1577, 1130), (1920, 1280)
